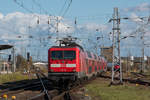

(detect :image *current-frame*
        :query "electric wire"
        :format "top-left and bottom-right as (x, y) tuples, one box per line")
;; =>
(62, 0), (72, 17)
(59, 0), (68, 16)
(13, 0), (33, 13)
(32, 0), (51, 15)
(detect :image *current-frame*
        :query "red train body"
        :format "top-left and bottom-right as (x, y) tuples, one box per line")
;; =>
(48, 46), (107, 83)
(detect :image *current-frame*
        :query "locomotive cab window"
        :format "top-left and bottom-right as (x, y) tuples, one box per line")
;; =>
(64, 51), (76, 59)
(51, 51), (63, 59)
(51, 51), (76, 60)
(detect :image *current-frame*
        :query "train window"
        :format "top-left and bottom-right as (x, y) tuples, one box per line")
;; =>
(87, 51), (92, 58)
(51, 51), (63, 59)
(86, 59), (88, 66)
(95, 66), (97, 71)
(88, 66), (92, 74)
(64, 51), (76, 59)
(94, 54), (97, 59)
(51, 51), (76, 60)
(98, 57), (101, 61)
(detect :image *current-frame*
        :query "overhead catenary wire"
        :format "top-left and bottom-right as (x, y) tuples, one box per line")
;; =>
(13, 0), (41, 21)
(14, 0), (110, 25)
(13, 0), (33, 13)
(59, 0), (68, 16)
(14, 0), (57, 26)
(10, 1), (150, 49)
(13, 0), (54, 38)
(32, 0), (52, 15)
(61, 0), (72, 17)
(14, 0), (53, 16)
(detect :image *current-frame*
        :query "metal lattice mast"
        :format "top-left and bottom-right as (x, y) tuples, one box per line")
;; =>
(111, 8), (123, 84)
(116, 8), (123, 83)
(111, 8), (116, 83)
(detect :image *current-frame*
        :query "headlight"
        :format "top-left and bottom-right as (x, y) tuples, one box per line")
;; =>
(72, 69), (76, 72)
(66, 64), (76, 67)
(51, 64), (61, 67)
(50, 69), (54, 72)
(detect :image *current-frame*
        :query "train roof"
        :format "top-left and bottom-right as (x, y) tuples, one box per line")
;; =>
(50, 41), (84, 51)
(50, 45), (84, 51)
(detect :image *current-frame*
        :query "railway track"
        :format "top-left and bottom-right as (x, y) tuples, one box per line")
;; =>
(0, 70), (53, 100)
(0, 72), (69, 100)
(26, 72), (96, 100)
(99, 72), (150, 86)
(0, 69), (94, 100)
(2, 70), (150, 100)
(3, 70), (150, 100)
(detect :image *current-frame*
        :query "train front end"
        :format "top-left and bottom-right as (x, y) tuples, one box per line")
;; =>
(48, 47), (79, 83)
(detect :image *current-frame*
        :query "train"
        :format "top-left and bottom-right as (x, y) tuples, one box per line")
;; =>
(48, 38), (107, 87)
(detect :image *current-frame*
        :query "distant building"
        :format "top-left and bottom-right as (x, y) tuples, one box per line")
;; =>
(33, 62), (48, 70)
(0, 44), (13, 74)
(101, 46), (113, 63)
(121, 56), (150, 72)
(101, 46), (150, 72)
(0, 61), (12, 74)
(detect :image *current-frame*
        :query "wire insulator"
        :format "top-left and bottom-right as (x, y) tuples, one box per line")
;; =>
(37, 19), (39, 24)
(75, 18), (77, 25)
(148, 16), (150, 23)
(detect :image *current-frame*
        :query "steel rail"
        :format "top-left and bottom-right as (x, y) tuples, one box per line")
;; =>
(36, 73), (51, 100)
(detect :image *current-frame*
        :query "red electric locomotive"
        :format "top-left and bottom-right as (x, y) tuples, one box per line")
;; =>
(48, 38), (107, 86)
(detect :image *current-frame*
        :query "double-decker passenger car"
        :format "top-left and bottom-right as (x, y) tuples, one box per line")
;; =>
(48, 45), (107, 85)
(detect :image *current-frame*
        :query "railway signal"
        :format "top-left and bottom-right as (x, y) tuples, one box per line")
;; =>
(8, 54), (11, 62)
(11, 47), (16, 72)
(27, 52), (30, 62)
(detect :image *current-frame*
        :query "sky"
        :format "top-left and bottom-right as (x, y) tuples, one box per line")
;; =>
(0, 0), (149, 23)
(0, 0), (150, 61)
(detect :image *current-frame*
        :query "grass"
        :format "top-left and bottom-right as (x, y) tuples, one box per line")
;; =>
(85, 78), (150, 100)
(0, 72), (35, 84)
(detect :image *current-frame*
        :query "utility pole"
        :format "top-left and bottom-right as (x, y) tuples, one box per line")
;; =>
(140, 20), (146, 73)
(48, 16), (51, 34)
(74, 17), (77, 29)
(102, 35), (104, 56)
(140, 16), (150, 73)
(96, 29), (104, 57)
(12, 47), (16, 72)
(116, 8), (123, 83)
(74, 17), (78, 36)
(111, 8), (116, 83)
(141, 34), (145, 73)
(128, 51), (131, 72)
(100, 35), (104, 57)
(126, 55), (128, 73)
(56, 17), (59, 35)
(110, 8), (123, 84)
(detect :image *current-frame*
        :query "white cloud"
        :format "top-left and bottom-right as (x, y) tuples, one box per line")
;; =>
(83, 23), (108, 32)
(0, 12), (73, 38)
(130, 13), (143, 22)
(1, 11), (150, 58)
(0, 13), (4, 19)
(124, 2), (150, 12)
(0, 12), (111, 59)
